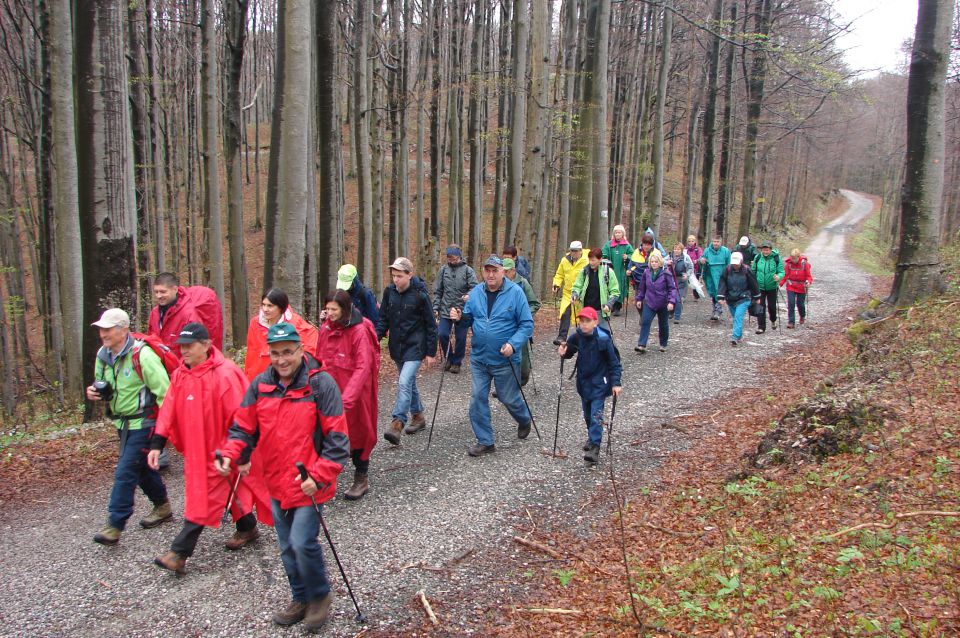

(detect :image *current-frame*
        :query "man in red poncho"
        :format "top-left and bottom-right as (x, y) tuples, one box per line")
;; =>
(147, 323), (271, 575)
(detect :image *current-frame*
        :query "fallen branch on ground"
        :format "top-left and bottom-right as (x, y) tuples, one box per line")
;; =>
(513, 607), (582, 615)
(826, 511), (959, 539)
(416, 590), (439, 625)
(645, 522), (709, 538)
(513, 536), (563, 559)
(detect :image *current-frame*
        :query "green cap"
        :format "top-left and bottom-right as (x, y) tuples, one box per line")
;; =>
(266, 322), (301, 344)
(336, 264), (358, 290)
(502, 257), (516, 270)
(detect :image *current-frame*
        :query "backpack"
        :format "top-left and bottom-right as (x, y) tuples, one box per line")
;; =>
(131, 332), (179, 380)
(183, 286), (224, 349)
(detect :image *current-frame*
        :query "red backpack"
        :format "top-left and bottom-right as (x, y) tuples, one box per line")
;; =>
(183, 286), (224, 349)
(131, 332), (179, 379)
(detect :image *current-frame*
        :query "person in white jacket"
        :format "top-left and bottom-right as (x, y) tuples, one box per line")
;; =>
(669, 243), (696, 324)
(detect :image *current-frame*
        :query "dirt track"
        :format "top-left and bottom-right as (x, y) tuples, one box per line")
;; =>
(0, 191), (874, 637)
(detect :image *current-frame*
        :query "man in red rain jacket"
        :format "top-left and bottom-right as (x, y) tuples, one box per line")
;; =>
(148, 323), (272, 575)
(216, 322), (350, 632)
(148, 272), (224, 355)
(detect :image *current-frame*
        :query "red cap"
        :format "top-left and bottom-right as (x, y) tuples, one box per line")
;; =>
(577, 306), (599, 321)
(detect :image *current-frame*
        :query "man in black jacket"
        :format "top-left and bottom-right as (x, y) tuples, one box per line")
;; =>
(376, 257), (438, 445)
(718, 252), (760, 346)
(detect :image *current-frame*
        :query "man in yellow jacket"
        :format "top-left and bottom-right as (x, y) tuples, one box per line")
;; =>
(552, 240), (588, 345)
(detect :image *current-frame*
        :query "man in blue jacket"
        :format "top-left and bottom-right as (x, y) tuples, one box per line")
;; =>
(450, 255), (534, 457)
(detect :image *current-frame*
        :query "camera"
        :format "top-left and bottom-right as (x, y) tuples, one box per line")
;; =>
(93, 380), (113, 402)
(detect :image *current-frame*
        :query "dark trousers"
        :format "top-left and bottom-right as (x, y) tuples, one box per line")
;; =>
(557, 305), (573, 339)
(351, 449), (369, 474)
(438, 316), (469, 365)
(757, 289), (778, 330)
(638, 305), (670, 348)
(787, 290), (807, 324)
(107, 425), (167, 530)
(171, 513), (256, 557)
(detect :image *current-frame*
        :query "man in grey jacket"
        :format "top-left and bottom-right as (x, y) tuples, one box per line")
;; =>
(433, 245), (479, 374)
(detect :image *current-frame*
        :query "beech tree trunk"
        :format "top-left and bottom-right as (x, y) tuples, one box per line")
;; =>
(698, 0), (724, 242)
(647, 2), (671, 235)
(317, 0), (343, 293)
(200, 0), (225, 307)
(889, 0), (954, 306)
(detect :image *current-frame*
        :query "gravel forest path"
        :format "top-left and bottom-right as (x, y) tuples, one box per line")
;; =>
(0, 191), (874, 637)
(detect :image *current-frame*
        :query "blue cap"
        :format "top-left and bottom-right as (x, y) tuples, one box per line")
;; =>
(266, 322), (301, 344)
(446, 245), (462, 257)
(483, 255), (503, 267)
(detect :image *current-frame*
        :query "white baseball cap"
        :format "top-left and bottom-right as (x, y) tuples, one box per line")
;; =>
(569, 240), (583, 251)
(730, 252), (743, 265)
(739, 236), (749, 246)
(91, 308), (130, 329)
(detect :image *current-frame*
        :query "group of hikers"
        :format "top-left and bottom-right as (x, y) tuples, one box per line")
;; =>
(85, 230), (812, 632)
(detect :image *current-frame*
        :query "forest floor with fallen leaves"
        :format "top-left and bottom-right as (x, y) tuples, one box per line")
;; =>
(485, 254), (959, 636)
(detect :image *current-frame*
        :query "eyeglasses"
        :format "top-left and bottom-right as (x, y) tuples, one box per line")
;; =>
(269, 345), (302, 359)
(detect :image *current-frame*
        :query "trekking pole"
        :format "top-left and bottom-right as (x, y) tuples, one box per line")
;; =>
(215, 451), (242, 522)
(775, 288), (784, 336)
(606, 393), (618, 457)
(507, 357), (542, 441)
(426, 338), (455, 451)
(552, 357), (565, 458)
(528, 340), (539, 396)
(295, 463), (367, 624)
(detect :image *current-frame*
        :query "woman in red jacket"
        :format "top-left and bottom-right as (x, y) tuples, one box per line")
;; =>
(780, 248), (813, 328)
(316, 290), (381, 500)
(148, 323), (272, 574)
(244, 288), (319, 381)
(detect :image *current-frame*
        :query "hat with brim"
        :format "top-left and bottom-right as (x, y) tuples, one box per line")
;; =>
(739, 236), (749, 246)
(502, 257), (516, 270)
(92, 308), (130, 329)
(389, 257), (414, 273)
(731, 252), (743, 265)
(760, 241), (772, 248)
(336, 264), (358, 290)
(483, 255), (503, 268)
(266, 322), (301, 344)
(577, 306), (599, 321)
(176, 322), (211, 344)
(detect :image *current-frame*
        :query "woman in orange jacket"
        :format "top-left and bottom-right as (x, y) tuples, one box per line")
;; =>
(244, 288), (319, 381)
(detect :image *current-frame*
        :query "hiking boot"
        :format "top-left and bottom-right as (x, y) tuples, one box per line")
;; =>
(771, 321), (777, 330)
(634, 345), (646, 353)
(467, 443), (496, 457)
(153, 550), (186, 574)
(659, 345), (667, 352)
(384, 419), (403, 445)
(225, 527), (260, 551)
(710, 313), (720, 321)
(755, 328), (765, 334)
(343, 471), (369, 501)
(404, 412), (427, 434)
(93, 525), (121, 546)
(443, 359), (452, 371)
(552, 337), (564, 346)
(304, 593), (334, 633)
(673, 319), (680, 324)
(140, 501), (173, 529)
(583, 444), (600, 464)
(799, 317), (805, 325)
(272, 600), (307, 626)
(517, 421), (531, 440)
(448, 364), (461, 374)
(787, 322), (795, 329)
(582, 438), (592, 451)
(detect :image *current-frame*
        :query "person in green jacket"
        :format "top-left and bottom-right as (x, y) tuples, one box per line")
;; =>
(751, 240), (785, 333)
(504, 257), (541, 386)
(571, 248), (621, 333)
(601, 224), (633, 316)
(698, 236), (732, 321)
(87, 308), (172, 546)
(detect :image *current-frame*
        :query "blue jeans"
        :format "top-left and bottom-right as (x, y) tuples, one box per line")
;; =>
(469, 360), (531, 446)
(730, 300), (750, 340)
(271, 499), (331, 603)
(787, 290), (806, 324)
(672, 283), (687, 320)
(108, 424), (167, 530)
(638, 305), (670, 348)
(438, 316), (469, 365)
(392, 359), (423, 423)
(581, 396), (606, 446)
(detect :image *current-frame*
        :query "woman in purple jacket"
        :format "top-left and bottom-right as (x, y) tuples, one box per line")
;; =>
(634, 252), (677, 353)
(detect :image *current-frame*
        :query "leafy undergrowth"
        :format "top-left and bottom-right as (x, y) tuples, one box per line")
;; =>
(490, 270), (958, 635)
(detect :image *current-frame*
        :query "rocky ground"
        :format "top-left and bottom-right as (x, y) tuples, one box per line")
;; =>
(0, 191), (874, 637)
